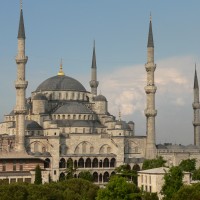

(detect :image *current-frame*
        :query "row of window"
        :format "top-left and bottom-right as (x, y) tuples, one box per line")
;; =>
(141, 175), (151, 184)
(59, 171), (115, 183)
(44, 157), (116, 169)
(53, 114), (93, 120)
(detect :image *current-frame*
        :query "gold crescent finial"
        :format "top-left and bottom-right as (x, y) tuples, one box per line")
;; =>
(57, 58), (65, 76)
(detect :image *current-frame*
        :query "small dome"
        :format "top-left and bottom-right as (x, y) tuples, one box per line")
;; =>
(36, 75), (86, 92)
(94, 94), (107, 101)
(32, 93), (47, 100)
(25, 120), (43, 130)
(128, 121), (134, 125)
(54, 102), (92, 114)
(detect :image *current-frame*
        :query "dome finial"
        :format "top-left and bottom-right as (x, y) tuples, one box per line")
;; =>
(58, 58), (65, 76)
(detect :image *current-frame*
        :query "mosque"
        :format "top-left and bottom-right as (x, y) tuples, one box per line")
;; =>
(0, 6), (200, 184)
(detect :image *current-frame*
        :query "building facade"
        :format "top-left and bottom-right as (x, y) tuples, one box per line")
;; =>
(0, 5), (200, 184)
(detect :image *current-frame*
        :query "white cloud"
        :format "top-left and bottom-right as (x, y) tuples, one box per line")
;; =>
(98, 55), (196, 144)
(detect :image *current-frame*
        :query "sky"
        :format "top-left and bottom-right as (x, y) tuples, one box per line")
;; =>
(0, 1), (200, 145)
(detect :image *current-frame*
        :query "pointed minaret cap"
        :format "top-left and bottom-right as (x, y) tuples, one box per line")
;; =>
(194, 64), (199, 89)
(147, 13), (154, 48)
(18, 6), (26, 39)
(57, 59), (65, 76)
(91, 40), (97, 69)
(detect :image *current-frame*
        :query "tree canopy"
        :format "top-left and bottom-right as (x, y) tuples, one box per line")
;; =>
(96, 176), (141, 200)
(161, 166), (183, 200)
(179, 159), (196, 172)
(142, 156), (166, 170)
(34, 165), (42, 185)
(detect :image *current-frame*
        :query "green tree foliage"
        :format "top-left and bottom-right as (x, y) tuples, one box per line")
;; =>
(78, 171), (93, 182)
(66, 159), (76, 180)
(0, 178), (99, 200)
(173, 183), (200, 200)
(192, 167), (200, 180)
(179, 159), (196, 172)
(96, 176), (141, 200)
(141, 191), (159, 200)
(161, 166), (183, 200)
(34, 164), (42, 184)
(115, 164), (138, 184)
(142, 156), (166, 170)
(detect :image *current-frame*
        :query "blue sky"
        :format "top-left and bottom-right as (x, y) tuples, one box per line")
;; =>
(0, 1), (200, 144)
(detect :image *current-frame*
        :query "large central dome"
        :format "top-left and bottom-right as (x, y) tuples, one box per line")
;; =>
(36, 75), (86, 92)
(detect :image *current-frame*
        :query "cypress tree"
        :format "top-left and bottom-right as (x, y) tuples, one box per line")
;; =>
(34, 164), (42, 184)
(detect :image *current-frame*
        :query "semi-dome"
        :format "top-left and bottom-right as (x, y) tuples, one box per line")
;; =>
(36, 75), (86, 92)
(94, 94), (107, 101)
(54, 102), (92, 114)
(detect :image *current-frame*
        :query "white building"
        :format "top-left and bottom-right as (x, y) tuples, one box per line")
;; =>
(138, 167), (191, 199)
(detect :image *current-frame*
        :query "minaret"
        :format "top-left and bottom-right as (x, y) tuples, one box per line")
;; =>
(14, 4), (28, 152)
(89, 41), (99, 95)
(144, 15), (157, 159)
(193, 66), (200, 146)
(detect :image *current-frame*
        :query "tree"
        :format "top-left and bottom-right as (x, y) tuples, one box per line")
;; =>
(141, 191), (159, 200)
(96, 176), (141, 200)
(192, 167), (200, 180)
(66, 159), (76, 179)
(179, 159), (196, 172)
(173, 183), (200, 200)
(161, 166), (183, 200)
(78, 171), (93, 182)
(142, 156), (166, 170)
(34, 164), (42, 184)
(115, 164), (137, 184)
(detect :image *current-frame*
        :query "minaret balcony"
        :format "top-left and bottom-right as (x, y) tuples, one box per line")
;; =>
(90, 80), (99, 88)
(193, 103), (200, 109)
(15, 56), (28, 64)
(14, 108), (27, 114)
(193, 121), (200, 126)
(145, 85), (157, 93)
(144, 109), (157, 117)
(15, 81), (28, 89)
(145, 63), (156, 72)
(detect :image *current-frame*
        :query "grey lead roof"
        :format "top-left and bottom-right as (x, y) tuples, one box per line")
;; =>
(194, 68), (199, 89)
(147, 20), (154, 48)
(54, 102), (92, 114)
(36, 75), (86, 92)
(18, 9), (25, 39)
(94, 94), (107, 102)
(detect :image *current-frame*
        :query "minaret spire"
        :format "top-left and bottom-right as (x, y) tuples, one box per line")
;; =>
(144, 15), (157, 159)
(14, 2), (28, 152)
(89, 40), (99, 95)
(193, 64), (200, 146)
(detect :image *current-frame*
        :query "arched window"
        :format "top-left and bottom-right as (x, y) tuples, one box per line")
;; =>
(111, 171), (116, 177)
(92, 158), (98, 168)
(78, 158), (84, 168)
(68, 115), (70, 119)
(82, 142), (86, 153)
(34, 142), (39, 152)
(66, 93), (68, 99)
(59, 173), (65, 181)
(58, 115), (60, 120)
(83, 128), (85, 134)
(132, 164), (140, 171)
(110, 158), (116, 168)
(99, 173), (102, 182)
(85, 158), (91, 168)
(74, 160), (77, 168)
(93, 172), (98, 182)
(62, 115), (65, 119)
(42, 147), (46, 153)
(90, 146), (94, 153)
(44, 158), (50, 168)
(73, 115), (76, 120)
(59, 158), (66, 168)
(78, 115), (81, 120)
(103, 172), (109, 182)
(103, 158), (109, 168)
